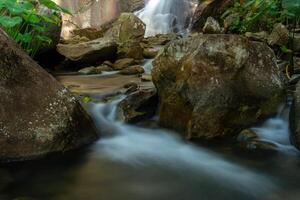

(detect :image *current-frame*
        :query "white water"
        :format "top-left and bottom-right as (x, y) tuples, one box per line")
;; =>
(85, 99), (277, 198)
(252, 104), (298, 154)
(136, 0), (197, 36)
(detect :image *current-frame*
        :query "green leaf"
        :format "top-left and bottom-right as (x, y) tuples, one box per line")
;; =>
(38, 0), (71, 14)
(80, 96), (92, 104)
(0, 16), (22, 28)
(282, 0), (300, 19)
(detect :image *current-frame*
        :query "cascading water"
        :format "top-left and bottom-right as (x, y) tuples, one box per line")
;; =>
(136, 0), (197, 36)
(252, 103), (298, 154)
(83, 97), (277, 199)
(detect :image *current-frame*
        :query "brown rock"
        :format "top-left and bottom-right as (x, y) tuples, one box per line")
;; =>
(105, 13), (146, 59)
(0, 29), (98, 162)
(72, 28), (104, 40)
(152, 34), (284, 140)
(113, 58), (135, 70)
(57, 37), (117, 66)
(117, 88), (158, 123)
(120, 65), (145, 75)
(143, 48), (159, 58)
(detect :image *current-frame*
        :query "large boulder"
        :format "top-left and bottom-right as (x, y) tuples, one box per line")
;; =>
(0, 29), (98, 162)
(152, 34), (284, 140)
(57, 37), (118, 66)
(191, 0), (233, 32)
(105, 13), (146, 60)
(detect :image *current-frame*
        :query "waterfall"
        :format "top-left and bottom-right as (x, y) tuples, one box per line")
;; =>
(136, 0), (197, 36)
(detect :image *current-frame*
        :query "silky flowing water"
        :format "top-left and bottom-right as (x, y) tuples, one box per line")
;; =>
(1, 0), (300, 199)
(0, 92), (300, 200)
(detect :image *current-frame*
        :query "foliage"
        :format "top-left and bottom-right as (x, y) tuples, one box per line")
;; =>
(0, 0), (70, 57)
(222, 0), (300, 33)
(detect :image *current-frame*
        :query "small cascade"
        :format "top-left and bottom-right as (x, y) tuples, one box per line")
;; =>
(83, 97), (277, 197)
(252, 103), (298, 154)
(136, 0), (197, 36)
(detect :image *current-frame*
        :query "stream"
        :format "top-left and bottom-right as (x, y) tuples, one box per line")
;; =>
(1, 92), (300, 200)
(1, 0), (300, 199)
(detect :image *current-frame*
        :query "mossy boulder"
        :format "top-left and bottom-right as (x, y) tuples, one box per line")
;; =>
(152, 34), (284, 140)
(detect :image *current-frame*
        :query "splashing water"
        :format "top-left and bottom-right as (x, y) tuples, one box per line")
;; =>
(136, 0), (197, 36)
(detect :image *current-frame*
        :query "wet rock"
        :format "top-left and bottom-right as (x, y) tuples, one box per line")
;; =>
(191, 0), (233, 32)
(119, 65), (145, 75)
(124, 82), (139, 94)
(117, 88), (158, 123)
(245, 31), (269, 42)
(57, 37), (117, 66)
(78, 66), (101, 75)
(152, 34), (284, 140)
(202, 17), (222, 34)
(0, 29), (98, 162)
(238, 129), (278, 151)
(105, 13), (145, 59)
(95, 65), (113, 72)
(113, 58), (135, 70)
(237, 129), (258, 142)
(143, 48), (159, 59)
(268, 23), (289, 46)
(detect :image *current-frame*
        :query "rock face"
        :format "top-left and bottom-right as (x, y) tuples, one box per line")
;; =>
(191, 0), (233, 32)
(0, 29), (98, 162)
(105, 13), (146, 60)
(152, 34), (284, 140)
(57, 37), (117, 66)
